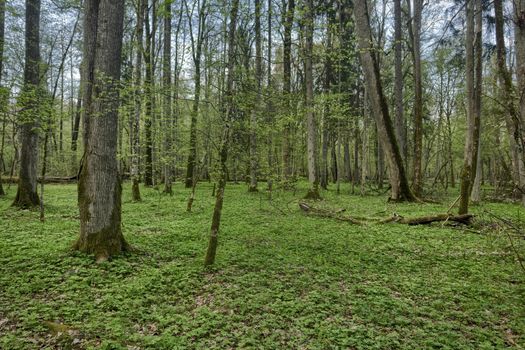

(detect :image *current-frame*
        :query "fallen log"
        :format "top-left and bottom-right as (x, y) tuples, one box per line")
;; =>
(299, 202), (474, 226)
(299, 202), (363, 225)
(400, 213), (473, 225)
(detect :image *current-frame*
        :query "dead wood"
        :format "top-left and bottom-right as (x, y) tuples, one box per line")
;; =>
(298, 202), (363, 225)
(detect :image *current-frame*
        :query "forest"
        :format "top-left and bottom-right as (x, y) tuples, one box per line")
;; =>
(0, 0), (524, 348)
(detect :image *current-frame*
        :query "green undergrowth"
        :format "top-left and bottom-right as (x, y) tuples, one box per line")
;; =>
(0, 181), (524, 349)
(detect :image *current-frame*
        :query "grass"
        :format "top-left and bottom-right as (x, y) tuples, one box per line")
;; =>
(0, 181), (524, 349)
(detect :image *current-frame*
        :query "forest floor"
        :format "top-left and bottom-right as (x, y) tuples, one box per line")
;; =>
(0, 181), (524, 349)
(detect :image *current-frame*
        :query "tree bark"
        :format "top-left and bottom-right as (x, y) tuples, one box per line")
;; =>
(353, 0), (416, 201)
(13, 0), (41, 208)
(143, 0), (156, 187)
(75, 0), (129, 262)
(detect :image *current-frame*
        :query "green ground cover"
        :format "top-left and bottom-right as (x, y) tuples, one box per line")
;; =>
(0, 182), (524, 349)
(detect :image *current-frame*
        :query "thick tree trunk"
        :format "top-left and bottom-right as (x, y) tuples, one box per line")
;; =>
(458, 0), (482, 214)
(75, 0), (129, 262)
(13, 0), (41, 208)
(353, 0), (416, 202)
(204, 0), (239, 267)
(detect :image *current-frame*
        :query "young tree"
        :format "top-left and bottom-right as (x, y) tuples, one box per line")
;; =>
(74, 0), (129, 262)
(204, 0), (239, 267)
(13, 0), (42, 208)
(353, 0), (416, 201)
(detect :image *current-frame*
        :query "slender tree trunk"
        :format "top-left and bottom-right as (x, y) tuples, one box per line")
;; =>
(411, 0), (423, 196)
(282, 0), (294, 181)
(75, 0), (129, 262)
(458, 0), (482, 214)
(185, 0), (207, 188)
(131, 0), (145, 201)
(353, 0), (416, 201)
(393, 0), (405, 164)
(303, 0), (320, 199)
(249, 0), (262, 192)
(0, 0), (6, 196)
(204, 0), (239, 267)
(515, 0), (525, 204)
(143, 0), (156, 187)
(163, 0), (173, 195)
(13, 0), (41, 208)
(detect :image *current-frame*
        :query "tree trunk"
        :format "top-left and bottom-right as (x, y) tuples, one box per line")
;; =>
(185, 0), (207, 188)
(204, 0), (239, 267)
(353, 0), (416, 202)
(393, 0), (405, 164)
(411, 0), (423, 196)
(458, 0), (482, 214)
(13, 0), (41, 208)
(143, 0), (156, 187)
(163, 0), (173, 195)
(0, 0), (6, 196)
(303, 0), (320, 200)
(131, 0), (145, 201)
(515, 0), (525, 204)
(75, 0), (129, 262)
(249, 0), (262, 192)
(282, 0), (294, 180)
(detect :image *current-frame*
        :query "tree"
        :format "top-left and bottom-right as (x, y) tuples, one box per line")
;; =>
(248, 0), (262, 192)
(282, 0), (294, 180)
(204, 0), (239, 267)
(303, 0), (321, 200)
(0, 0), (5, 197)
(163, 0), (173, 195)
(74, 0), (129, 262)
(515, 0), (525, 202)
(13, 0), (42, 208)
(411, 0), (423, 196)
(131, 0), (145, 201)
(393, 0), (405, 163)
(353, 0), (416, 201)
(458, 0), (482, 214)
(185, 0), (207, 188)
